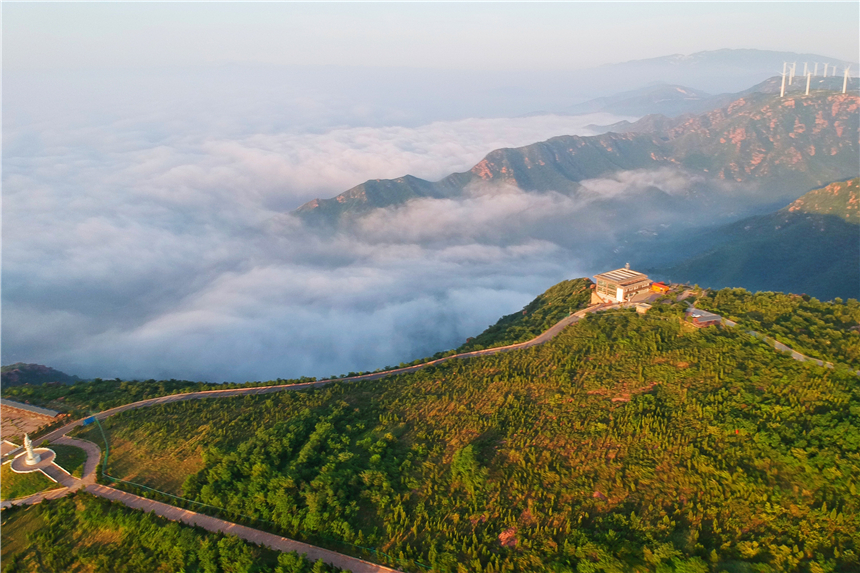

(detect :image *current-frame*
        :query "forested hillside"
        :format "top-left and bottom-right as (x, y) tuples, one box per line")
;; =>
(1, 376), (317, 417)
(72, 305), (860, 573)
(664, 178), (860, 301)
(0, 493), (347, 573)
(457, 278), (592, 352)
(1, 363), (80, 387)
(698, 288), (860, 369)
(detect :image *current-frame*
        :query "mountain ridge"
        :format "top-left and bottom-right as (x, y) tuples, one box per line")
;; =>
(659, 177), (860, 300)
(295, 90), (860, 225)
(1, 362), (81, 387)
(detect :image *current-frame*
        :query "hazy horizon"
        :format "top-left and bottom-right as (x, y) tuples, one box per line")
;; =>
(3, 2), (858, 382)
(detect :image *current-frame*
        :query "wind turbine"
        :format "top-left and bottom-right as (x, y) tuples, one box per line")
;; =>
(803, 62), (808, 76)
(806, 72), (811, 96)
(814, 62), (819, 77)
(824, 63), (829, 78)
(844, 65), (851, 94)
(780, 68), (787, 97)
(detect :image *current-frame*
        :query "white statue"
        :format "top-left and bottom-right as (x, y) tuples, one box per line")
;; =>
(23, 433), (41, 466)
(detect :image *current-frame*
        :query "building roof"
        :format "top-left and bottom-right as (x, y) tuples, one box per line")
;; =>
(593, 267), (650, 286)
(688, 309), (721, 322)
(0, 398), (59, 418)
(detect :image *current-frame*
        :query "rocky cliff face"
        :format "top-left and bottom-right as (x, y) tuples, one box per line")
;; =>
(782, 177), (859, 222)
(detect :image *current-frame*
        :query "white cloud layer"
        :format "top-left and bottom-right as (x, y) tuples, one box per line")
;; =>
(3, 68), (765, 382)
(4, 92), (641, 381)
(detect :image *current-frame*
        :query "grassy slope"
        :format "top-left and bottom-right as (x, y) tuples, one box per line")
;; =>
(457, 278), (593, 352)
(51, 444), (88, 479)
(85, 306), (860, 573)
(0, 493), (348, 573)
(74, 421), (206, 496)
(0, 464), (57, 501)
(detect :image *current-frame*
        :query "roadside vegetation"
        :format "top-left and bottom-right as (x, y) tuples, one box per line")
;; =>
(50, 444), (88, 479)
(457, 278), (593, 352)
(0, 493), (349, 573)
(697, 288), (860, 368)
(67, 309), (860, 572)
(2, 376), (318, 419)
(0, 464), (56, 502)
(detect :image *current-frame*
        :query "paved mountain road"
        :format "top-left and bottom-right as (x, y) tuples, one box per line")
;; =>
(7, 299), (851, 572)
(35, 303), (611, 447)
(84, 484), (399, 573)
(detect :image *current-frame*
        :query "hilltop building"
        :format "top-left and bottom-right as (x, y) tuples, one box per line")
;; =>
(593, 265), (652, 303)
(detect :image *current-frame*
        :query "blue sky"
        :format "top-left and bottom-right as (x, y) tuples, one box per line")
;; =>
(5, 2), (858, 71)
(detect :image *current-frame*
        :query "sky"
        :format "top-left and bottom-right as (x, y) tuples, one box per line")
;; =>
(5, 3), (858, 71)
(2, 2), (858, 382)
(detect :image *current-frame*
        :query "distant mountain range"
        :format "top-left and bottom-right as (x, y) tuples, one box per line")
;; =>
(658, 178), (859, 300)
(580, 75), (859, 123)
(295, 89), (860, 226)
(1, 363), (80, 388)
(576, 49), (857, 96)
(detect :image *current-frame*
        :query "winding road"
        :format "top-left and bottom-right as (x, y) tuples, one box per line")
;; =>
(31, 302), (612, 446)
(3, 298), (852, 572)
(2, 302), (611, 572)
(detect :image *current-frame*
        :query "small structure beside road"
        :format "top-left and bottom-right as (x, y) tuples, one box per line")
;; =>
(686, 308), (722, 328)
(635, 303), (652, 314)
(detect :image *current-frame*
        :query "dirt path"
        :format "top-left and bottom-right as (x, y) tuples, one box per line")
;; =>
(84, 484), (399, 573)
(1, 486), (72, 508)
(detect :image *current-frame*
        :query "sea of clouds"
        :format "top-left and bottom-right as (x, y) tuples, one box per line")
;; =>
(3, 68), (742, 382)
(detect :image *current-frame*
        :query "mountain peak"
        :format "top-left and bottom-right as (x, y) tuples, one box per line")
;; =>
(782, 177), (859, 222)
(295, 90), (859, 225)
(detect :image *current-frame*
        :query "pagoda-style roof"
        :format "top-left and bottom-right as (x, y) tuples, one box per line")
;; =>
(593, 268), (649, 286)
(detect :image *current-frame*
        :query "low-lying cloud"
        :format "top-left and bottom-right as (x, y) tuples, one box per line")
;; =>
(3, 70), (761, 382)
(4, 83), (640, 381)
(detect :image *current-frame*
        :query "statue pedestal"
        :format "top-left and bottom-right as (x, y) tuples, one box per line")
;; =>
(10, 448), (55, 474)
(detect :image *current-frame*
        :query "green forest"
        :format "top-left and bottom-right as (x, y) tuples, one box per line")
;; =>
(67, 306), (860, 573)
(2, 375), (318, 418)
(0, 493), (349, 573)
(699, 289), (860, 369)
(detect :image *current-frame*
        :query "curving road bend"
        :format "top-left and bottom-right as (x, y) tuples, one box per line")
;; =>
(36, 303), (613, 445)
(3, 302), (612, 572)
(4, 299), (850, 572)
